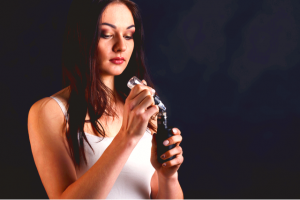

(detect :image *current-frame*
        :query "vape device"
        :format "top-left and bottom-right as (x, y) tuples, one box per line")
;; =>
(127, 76), (175, 164)
(155, 110), (176, 164)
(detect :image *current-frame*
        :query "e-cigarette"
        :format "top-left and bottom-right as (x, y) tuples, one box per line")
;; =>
(155, 110), (176, 164)
(127, 76), (175, 164)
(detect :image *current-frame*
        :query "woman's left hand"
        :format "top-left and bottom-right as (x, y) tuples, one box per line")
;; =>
(140, 80), (183, 178)
(150, 127), (184, 179)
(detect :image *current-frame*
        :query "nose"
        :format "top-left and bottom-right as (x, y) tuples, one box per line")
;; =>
(113, 36), (127, 53)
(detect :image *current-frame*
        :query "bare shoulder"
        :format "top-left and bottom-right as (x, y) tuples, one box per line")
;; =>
(28, 86), (70, 137)
(28, 85), (71, 144)
(50, 86), (71, 107)
(28, 97), (64, 137)
(27, 86), (77, 198)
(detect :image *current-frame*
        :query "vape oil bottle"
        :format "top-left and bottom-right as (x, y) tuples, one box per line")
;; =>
(156, 110), (176, 164)
(127, 76), (166, 111)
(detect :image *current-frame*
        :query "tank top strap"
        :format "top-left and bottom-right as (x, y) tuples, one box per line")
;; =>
(50, 96), (69, 121)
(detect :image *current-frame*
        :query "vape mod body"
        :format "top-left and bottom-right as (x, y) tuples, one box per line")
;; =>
(156, 110), (176, 164)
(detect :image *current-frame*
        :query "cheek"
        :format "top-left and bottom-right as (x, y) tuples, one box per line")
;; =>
(128, 42), (134, 56)
(98, 43), (110, 59)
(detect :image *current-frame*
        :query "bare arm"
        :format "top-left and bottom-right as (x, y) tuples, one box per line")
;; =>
(143, 79), (184, 199)
(28, 84), (157, 199)
(61, 131), (139, 198)
(149, 125), (184, 199)
(150, 170), (183, 199)
(28, 98), (140, 199)
(156, 172), (184, 199)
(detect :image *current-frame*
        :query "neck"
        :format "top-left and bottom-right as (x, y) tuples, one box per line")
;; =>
(100, 74), (123, 104)
(100, 75), (116, 93)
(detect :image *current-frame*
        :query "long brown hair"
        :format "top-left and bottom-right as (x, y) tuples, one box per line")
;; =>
(62, 0), (157, 167)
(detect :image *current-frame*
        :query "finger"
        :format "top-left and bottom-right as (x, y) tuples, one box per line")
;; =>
(145, 105), (159, 120)
(124, 87), (151, 127)
(127, 84), (155, 101)
(172, 128), (181, 135)
(142, 79), (147, 85)
(162, 154), (184, 168)
(160, 145), (182, 160)
(131, 99), (158, 125)
(127, 89), (153, 111)
(162, 135), (182, 147)
(133, 90), (155, 111)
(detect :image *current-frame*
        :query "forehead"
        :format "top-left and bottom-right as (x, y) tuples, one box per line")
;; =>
(101, 3), (135, 27)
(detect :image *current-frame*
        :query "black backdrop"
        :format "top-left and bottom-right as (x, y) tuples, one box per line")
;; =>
(1, 0), (300, 198)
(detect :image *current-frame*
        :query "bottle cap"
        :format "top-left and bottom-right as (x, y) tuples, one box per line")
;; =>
(127, 76), (143, 89)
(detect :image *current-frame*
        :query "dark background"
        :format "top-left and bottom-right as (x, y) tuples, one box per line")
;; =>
(1, 0), (300, 198)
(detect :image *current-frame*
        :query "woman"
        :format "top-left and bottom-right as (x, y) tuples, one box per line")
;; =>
(27, 0), (184, 198)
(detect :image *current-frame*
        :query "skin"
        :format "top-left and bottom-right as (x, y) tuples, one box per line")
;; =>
(27, 2), (183, 199)
(97, 2), (135, 89)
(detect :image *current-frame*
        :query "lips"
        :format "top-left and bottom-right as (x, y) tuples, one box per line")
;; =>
(110, 57), (125, 64)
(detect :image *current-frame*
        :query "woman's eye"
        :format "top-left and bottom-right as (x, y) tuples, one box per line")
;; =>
(101, 34), (112, 39)
(124, 35), (133, 40)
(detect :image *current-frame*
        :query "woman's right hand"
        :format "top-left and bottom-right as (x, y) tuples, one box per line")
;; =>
(120, 81), (159, 140)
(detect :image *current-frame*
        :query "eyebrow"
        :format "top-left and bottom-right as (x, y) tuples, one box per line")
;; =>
(101, 23), (135, 29)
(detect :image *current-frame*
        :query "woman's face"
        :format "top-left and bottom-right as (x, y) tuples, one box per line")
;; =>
(97, 3), (135, 77)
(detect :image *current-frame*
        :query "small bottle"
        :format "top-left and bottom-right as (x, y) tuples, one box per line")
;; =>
(127, 76), (166, 111)
(156, 110), (176, 164)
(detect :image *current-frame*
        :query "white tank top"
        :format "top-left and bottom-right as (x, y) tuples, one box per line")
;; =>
(50, 96), (155, 199)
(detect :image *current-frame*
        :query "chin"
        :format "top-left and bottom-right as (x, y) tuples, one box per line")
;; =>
(100, 63), (127, 76)
(104, 69), (126, 76)
(112, 71), (124, 76)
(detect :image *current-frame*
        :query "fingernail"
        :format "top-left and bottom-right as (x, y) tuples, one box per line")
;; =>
(163, 140), (169, 146)
(151, 89), (156, 95)
(161, 154), (165, 159)
(173, 128), (177, 134)
(162, 163), (166, 167)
